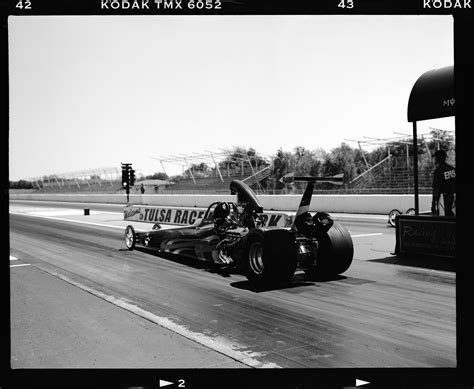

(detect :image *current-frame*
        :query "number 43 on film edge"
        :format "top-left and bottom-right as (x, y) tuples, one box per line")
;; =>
(338, 0), (355, 8)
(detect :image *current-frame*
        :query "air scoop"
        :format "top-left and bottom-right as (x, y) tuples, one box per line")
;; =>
(229, 180), (263, 213)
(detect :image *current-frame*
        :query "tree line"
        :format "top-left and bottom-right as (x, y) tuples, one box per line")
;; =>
(165, 128), (455, 189)
(10, 129), (454, 189)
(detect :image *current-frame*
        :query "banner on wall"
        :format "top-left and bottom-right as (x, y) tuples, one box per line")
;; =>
(123, 205), (291, 228)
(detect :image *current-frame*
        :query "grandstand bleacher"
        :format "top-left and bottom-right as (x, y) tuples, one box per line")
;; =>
(24, 165), (434, 195)
(348, 156), (433, 194)
(16, 150), (449, 195)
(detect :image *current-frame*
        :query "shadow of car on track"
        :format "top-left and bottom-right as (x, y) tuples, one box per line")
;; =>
(230, 272), (347, 293)
(369, 255), (456, 272)
(304, 273), (347, 282)
(230, 279), (315, 293)
(121, 247), (347, 291)
(122, 246), (224, 271)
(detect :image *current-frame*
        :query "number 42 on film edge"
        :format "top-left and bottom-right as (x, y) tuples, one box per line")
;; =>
(16, 0), (32, 9)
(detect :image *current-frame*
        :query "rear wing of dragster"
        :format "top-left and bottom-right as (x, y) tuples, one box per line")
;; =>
(279, 172), (344, 187)
(279, 172), (344, 230)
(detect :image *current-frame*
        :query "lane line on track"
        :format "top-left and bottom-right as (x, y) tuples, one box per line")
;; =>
(11, 211), (384, 238)
(10, 264), (31, 268)
(350, 233), (384, 238)
(9, 211), (148, 232)
(41, 270), (281, 369)
(332, 213), (387, 220)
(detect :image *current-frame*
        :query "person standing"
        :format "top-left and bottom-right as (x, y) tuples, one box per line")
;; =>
(431, 149), (455, 216)
(140, 183), (145, 194)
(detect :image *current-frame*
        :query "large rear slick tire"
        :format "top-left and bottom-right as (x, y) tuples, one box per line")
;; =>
(242, 228), (297, 287)
(305, 222), (353, 278)
(124, 225), (137, 250)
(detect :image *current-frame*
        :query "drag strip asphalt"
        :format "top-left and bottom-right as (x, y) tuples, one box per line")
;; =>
(9, 201), (456, 369)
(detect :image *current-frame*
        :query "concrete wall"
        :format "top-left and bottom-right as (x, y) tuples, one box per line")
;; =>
(9, 192), (432, 214)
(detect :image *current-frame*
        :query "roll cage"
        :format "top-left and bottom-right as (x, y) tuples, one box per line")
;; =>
(203, 201), (239, 221)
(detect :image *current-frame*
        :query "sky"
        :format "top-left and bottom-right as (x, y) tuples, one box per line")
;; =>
(8, 15), (454, 181)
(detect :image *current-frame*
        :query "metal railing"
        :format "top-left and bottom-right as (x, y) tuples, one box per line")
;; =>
(348, 155), (392, 188)
(242, 165), (273, 186)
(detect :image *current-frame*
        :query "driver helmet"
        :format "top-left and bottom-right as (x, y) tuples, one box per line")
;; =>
(213, 202), (230, 219)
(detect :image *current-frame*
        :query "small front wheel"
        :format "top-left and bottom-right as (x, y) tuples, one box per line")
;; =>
(124, 225), (136, 250)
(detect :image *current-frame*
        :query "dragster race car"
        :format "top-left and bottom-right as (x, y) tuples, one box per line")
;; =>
(124, 174), (353, 286)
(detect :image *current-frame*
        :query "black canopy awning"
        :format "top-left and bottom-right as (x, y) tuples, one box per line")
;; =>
(407, 65), (455, 122)
(406, 65), (455, 215)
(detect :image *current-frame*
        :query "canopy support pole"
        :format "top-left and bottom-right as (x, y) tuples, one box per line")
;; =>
(413, 121), (419, 215)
